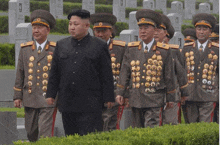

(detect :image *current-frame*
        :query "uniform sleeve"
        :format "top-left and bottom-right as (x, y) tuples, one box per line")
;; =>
(116, 46), (131, 98)
(46, 41), (60, 99)
(13, 48), (24, 100)
(165, 49), (176, 102)
(99, 43), (115, 102)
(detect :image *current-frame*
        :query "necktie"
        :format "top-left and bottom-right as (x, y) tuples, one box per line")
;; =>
(144, 45), (148, 53)
(199, 45), (203, 56)
(38, 46), (42, 54)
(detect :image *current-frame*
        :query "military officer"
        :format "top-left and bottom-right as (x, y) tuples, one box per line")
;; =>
(183, 28), (197, 43)
(90, 13), (126, 131)
(209, 24), (219, 44)
(182, 13), (218, 123)
(116, 9), (176, 128)
(13, 10), (57, 142)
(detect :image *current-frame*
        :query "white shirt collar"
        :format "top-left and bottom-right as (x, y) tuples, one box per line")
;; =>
(36, 40), (47, 52)
(142, 38), (155, 52)
(197, 40), (208, 51)
(107, 38), (111, 45)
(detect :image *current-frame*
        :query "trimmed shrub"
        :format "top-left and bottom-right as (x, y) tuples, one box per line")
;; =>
(0, 0), (9, 11)
(181, 24), (194, 33)
(0, 43), (15, 65)
(0, 16), (8, 33)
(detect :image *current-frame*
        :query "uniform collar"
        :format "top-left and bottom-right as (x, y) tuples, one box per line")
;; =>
(142, 38), (154, 51)
(36, 39), (47, 52)
(197, 40), (208, 51)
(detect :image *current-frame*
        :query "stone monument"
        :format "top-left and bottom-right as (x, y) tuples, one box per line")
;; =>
(171, 1), (183, 16)
(155, 0), (167, 14)
(199, 3), (211, 14)
(143, 0), (155, 10)
(50, 0), (63, 19)
(113, 0), (126, 22)
(212, 0), (219, 14)
(82, 0), (95, 14)
(169, 32), (185, 49)
(126, 0), (137, 8)
(184, 0), (196, 19)
(167, 13), (182, 32)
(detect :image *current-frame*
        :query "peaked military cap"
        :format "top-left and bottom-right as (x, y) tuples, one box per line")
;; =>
(159, 14), (171, 30)
(136, 9), (162, 27)
(192, 13), (216, 29)
(90, 13), (117, 29)
(31, 9), (56, 29)
(68, 9), (90, 20)
(183, 28), (197, 42)
(209, 24), (219, 40)
(166, 24), (175, 39)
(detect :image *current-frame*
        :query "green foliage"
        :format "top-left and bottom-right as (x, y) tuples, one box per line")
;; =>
(155, 9), (163, 14)
(125, 7), (139, 18)
(0, 16), (8, 33)
(212, 14), (219, 23)
(14, 122), (219, 145)
(30, 1), (49, 12)
(0, 0), (9, 11)
(0, 43), (15, 65)
(115, 22), (128, 36)
(181, 24), (194, 33)
(0, 65), (15, 69)
(0, 107), (24, 118)
(51, 19), (69, 34)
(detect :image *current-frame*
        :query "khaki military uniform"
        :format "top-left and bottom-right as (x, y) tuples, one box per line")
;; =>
(163, 44), (189, 125)
(182, 41), (219, 123)
(116, 40), (176, 128)
(13, 41), (57, 141)
(102, 39), (126, 131)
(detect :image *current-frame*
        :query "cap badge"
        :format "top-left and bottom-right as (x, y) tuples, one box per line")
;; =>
(99, 22), (103, 26)
(36, 18), (41, 22)
(141, 18), (145, 22)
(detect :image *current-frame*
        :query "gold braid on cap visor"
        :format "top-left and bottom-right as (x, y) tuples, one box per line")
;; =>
(195, 21), (212, 28)
(93, 26), (112, 29)
(31, 21), (50, 28)
(137, 21), (155, 26)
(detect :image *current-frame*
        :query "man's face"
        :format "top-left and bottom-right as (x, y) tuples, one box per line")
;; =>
(68, 16), (90, 40)
(32, 24), (50, 44)
(195, 25), (212, 43)
(154, 27), (167, 43)
(93, 28), (112, 42)
(139, 24), (155, 44)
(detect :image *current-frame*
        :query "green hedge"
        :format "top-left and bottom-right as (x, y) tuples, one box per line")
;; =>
(0, 107), (24, 118)
(0, 43), (15, 65)
(0, 16), (8, 33)
(14, 122), (218, 145)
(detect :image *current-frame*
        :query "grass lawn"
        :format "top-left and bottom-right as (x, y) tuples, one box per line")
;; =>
(0, 107), (25, 118)
(0, 65), (15, 69)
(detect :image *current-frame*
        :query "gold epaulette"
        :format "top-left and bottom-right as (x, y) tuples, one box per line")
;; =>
(49, 41), (56, 47)
(184, 42), (194, 46)
(117, 84), (124, 89)
(169, 44), (179, 49)
(113, 40), (126, 47)
(13, 87), (22, 91)
(211, 42), (219, 47)
(128, 41), (140, 47)
(20, 41), (34, 48)
(156, 42), (169, 50)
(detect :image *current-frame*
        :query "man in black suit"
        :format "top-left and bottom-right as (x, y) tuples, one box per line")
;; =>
(45, 9), (115, 136)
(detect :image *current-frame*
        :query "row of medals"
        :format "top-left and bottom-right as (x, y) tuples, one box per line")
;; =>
(111, 56), (120, 87)
(131, 54), (163, 93)
(27, 54), (53, 95)
(185, 50), (218, 91)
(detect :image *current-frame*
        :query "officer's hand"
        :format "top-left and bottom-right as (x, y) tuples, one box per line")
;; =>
(14, 99), (22, 108)
(181, 97), (188, 105)
(46, 98), (55, 105)
(107, 102), (114, 109)
(166, 102), (174, 109)
(124, 98), (129, 107)
(116, 95), (124, 105)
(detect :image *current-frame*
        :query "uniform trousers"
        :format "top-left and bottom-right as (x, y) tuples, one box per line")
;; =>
(61, 111), (103, 136)
(131, 107), (163, 128)
(163, 102), (181, 125)
(102, 105), (118, 131)
(185, 101), (216, 123)
(24, 107), (57, 142)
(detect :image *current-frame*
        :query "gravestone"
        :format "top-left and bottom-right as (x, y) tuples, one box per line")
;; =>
(126, 0), (137, 8)
(129, 11), (138, 30)
(184, 0), (196, 19)
(50, 0), (63, 19)
(120, 29), (139, 43)
(15, 23), (32, 68)
(143, 0), (155, 10)
(113, 0), (126, 22)
(9, 0), (25, 43)
(54, 111), (65, 137)
(212, 0), (219, 14)
(169, 32), (185, 49)
(171, 1), (183, 16)
(82, 0), (95, 14)
(22, 0), (30, 16)
(199, 3), (211, 14)
(167, 13), (182, 32)
(155, 0), (167, 14)
(0, 112), (18, 145)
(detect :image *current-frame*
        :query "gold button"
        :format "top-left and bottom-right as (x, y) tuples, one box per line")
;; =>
(28, 89), (32, 93)
(37, 76), (40, 79)
(197, 73), (200, 75)
(37, 70), (40, 73)
(197, 79), (199, 81)
(37, 83), (40, 86)
(42, 86), (47, 91)
(198, 67), (201, 69)
(38, 63), (41, 66)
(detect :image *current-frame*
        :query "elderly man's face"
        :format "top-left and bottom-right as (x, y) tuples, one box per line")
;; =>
(68, 16), (90, 40)
(139, 24), (155, 44)
(154, 27), (167, 43)
(32, 24), (50, 44)
(93, 28), (112, 42)
(195, 25), (212, 43)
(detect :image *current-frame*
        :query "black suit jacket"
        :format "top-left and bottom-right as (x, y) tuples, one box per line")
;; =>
(46, 34), (115, 112)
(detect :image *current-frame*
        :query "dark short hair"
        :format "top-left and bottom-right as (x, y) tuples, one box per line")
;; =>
(67, 9), (90, 20)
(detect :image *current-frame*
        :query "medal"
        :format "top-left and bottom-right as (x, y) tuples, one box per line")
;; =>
(202, 85), (206, 89)
(208, 70), (212, 75)
(136, 60), (140, 65)
(28, 69), (33, 74)
(136, 83), (140, 88)
(152, 65), (156, 70)
(116, 63), (120, 68)
(209, 65), (214, 70)
(158, 61), (163, 66)
(132, 78), (136, 82)
(136, 77), (140, 82)
(29, 62), (33, 68)
(151, 82), (155, 87)
(28, 81), (32, 86)
(208, 54), (213, 59)
(207, 75), (212, 80)
(42, 86), (47, 91)
(145, 82), (150, 87)
(146, 76), (151, 81)
(28, 89), (32, 93)
(136, 66), (140, 71)
(152, 77), (156, 82)
(204, 63), (209, 69)
(157, 72), (161, 76)
(202, 69), (208, 74)
(151, 88), (156, 93)
(207, 81), (211, 85)
(157, 77), (160, 82)
(28, 75), (33, 81)
(185, 52), (189, 57)
(152, 54), (157, 59)
(111, 57), (116, 62)
(42, 80), (48, 85)
(146, 65), (151, 70)
(136, 72), (140, 77)
(130, 60), (135, 66)
(47, 55), (53, 63)
(42, 73), (48, 79)
(148, 59), (153, 64)
(116, 70), (120, 75)
(190, 56), (194, 61)
(112, 63), (116, 69)
(146, 70), (151, 75)
(132, 83), (135, 88)
(202, 79), (207, 84)
(186, 57), (190, 62)
(29, 56), (34, 61)
(131, 66), (136, 71)
(151, 71), (156, 76)
(131, 72), (135, 77)
(213, 55), (218, 60)
(190, 61), (195, 65)
(153, 60), (157, 65)
(43, 66), (49, 71)
(189, 51), (194, 56)
(157, 66), (162, 71)
(157, 55), (162, 60)
(202, 74), (207, 79)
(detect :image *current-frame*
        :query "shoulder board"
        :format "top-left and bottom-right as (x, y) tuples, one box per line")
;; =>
(156, 42), (169, 50)
(20, 41), (34, 48)
(184, 42), (194, 46)
(128, 41), (140, 47)
(169, 44), (179, 49)
(49, 41), (56, 47)
(211, 42), (219, 47)
(113, 40), (126, 47)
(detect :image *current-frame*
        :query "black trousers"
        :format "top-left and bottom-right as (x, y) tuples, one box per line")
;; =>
(62, 111), (103, 136)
